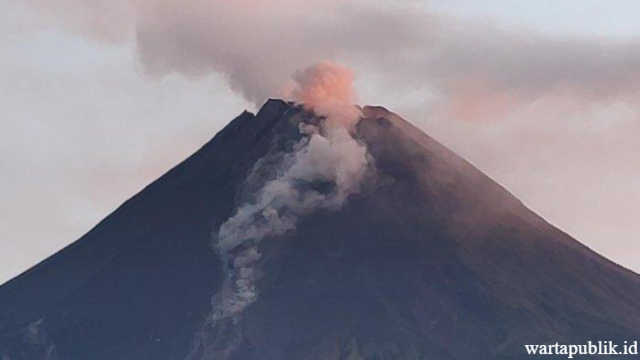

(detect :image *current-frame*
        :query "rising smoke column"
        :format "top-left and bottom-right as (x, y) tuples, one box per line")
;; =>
(212, 61), (371, 319)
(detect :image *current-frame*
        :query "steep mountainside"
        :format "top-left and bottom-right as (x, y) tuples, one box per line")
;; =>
(1, 100), (639, 360)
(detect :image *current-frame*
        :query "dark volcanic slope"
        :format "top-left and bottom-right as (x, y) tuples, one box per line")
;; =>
(1, 100), (639, 360)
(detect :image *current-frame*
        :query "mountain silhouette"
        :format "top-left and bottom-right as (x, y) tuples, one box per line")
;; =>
(1, 99), (639, 360)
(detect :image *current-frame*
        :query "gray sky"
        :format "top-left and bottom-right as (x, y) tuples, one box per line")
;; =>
(1, 0), (639, 284)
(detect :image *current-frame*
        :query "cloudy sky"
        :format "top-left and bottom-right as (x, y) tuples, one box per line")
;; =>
(1, 0), (639, 284)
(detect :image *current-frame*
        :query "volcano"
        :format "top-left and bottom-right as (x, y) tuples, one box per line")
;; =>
(1, 99), (639, 360)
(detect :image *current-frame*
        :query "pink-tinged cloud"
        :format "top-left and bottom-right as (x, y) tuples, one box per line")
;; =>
(440, 76), (518, 122)
(287, 61), (361, 126)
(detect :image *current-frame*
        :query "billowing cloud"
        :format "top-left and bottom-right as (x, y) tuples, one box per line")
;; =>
(133, 0), (427, 104)
(24, 0), (640, 115)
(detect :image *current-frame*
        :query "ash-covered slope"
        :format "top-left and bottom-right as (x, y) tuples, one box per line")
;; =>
(1, 100), (639, 360)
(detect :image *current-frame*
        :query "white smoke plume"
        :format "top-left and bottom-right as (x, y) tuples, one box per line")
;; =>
(213, 62), (370, 318)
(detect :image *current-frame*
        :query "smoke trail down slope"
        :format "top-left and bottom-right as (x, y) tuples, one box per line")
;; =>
(213, 62), (371, 318)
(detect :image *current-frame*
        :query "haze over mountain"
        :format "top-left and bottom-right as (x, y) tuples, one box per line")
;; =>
(4, 0), (640, 286)
(1, 96), (639, 359)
